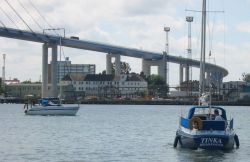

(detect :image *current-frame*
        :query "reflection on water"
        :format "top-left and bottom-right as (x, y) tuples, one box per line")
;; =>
(0, 104), (249, 162)
(174, 148), (239, 162)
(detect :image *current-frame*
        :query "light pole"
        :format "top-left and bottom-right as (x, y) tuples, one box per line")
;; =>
(2, 54), (6, 91)
(164, 27), (170, 87)
(186, 16), (193, 96)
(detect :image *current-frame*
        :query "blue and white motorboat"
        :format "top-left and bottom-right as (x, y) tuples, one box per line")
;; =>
(174, 105), (239, 150)
(24, 97), (79, 116)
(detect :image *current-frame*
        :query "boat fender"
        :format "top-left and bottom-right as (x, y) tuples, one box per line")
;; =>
(23, 104), (28, 110)
(189, 117), (203, 130)
(173, 136), (180, 147)
(234, 134), (240, 148)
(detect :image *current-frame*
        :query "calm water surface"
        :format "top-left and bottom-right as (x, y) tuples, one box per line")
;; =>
(0, 104), (249, 162)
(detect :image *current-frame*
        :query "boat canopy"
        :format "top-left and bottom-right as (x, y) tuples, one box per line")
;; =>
(187, 106), (227, 120)
(40, 97), (60, 106)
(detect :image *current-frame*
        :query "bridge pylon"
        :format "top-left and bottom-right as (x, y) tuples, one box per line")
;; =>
(106, 53), (121, 75)
(42, 43), (58, 98)
(141, 58), (167, 83)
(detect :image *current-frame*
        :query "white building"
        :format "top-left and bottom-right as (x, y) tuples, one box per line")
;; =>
(61, 73), (148, 99)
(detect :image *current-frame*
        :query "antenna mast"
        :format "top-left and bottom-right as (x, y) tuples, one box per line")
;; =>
(2, 54), (6, 87)
(199, 0), (207, 98)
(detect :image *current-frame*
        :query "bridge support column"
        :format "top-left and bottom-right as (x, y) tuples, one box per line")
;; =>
(206, 71), (211, 82)
(142, 58), (167, 83)
(179, 64), (184, 85)
(51, 45), (58, 97)
(212, 71), (223, 97)
(106, 54), (121, 75)
(42, 43), (48, 98)
(185, 66), (189, 82)
(106, 54), (112, 74)
(142, 59), (151, 76)
(158, 61), (166, 83)
(115, 55), (121, 75)
(142, 57), (169, 85)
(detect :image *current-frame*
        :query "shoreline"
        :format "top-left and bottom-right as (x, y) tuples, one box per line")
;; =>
(78, 100), (250, 106)
(1, 98), (250, 106)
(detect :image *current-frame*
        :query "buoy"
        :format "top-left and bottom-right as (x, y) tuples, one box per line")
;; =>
(234, 134), (240, 148)
(189, 117), (203, 130)
(173, 136), (179, 147)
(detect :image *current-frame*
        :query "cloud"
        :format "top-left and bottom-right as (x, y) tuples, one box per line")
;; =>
(0, 0), (211, 83)
(120, 0), (176, 16)
(236, 22), (250, 33)
(0, 0), (248, 85)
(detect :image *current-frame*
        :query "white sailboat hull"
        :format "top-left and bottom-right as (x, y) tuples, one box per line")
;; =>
(25, 105), (79, 116)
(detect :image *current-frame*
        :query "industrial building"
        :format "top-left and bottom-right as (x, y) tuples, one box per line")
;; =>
(220, 81), (250, 101)
(48, 57), (95, 83)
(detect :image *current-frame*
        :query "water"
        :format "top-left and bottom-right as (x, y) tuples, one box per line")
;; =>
(0, 104), (249, 162)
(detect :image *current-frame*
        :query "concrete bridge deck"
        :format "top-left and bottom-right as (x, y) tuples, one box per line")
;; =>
(0, 27), (228, 77)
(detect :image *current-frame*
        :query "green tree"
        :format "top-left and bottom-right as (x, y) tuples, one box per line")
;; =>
(22, 80), (32, 84)
(112, 61), (131, 74)
(101, 70), (106, 75)
(139, 71), (146, 80)
(146, 74), (165, 86)
(242, 73), (250, 82)
(146, 74), (169, 97)
(0, 86), (4, 94)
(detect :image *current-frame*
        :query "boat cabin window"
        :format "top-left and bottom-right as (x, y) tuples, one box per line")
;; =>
(192, 108), (222, 120)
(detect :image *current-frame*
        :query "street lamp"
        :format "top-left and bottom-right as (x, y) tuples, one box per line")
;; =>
(164, 27), (170, 87)
(2, 54), (6, 90)
(186, 16), (194, 96)
(186, 16), (193, 54)
(186, 16), (193, 23)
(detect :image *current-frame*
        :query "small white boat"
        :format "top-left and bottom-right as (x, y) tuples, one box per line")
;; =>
(24, 97), (79, 116)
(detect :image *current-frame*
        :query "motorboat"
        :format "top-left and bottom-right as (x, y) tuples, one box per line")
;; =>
(174, 104), (239, 150)
(24, 97), (79, 116)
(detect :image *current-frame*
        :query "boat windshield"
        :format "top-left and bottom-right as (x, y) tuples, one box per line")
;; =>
(188, 106), (227, 120)
(193, 108), (220, 115)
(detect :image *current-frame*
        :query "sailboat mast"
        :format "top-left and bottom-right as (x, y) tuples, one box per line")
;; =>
(199, 0), (207, 97)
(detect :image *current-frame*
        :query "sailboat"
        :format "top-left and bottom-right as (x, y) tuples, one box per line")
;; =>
(173, 0), (239, 150)
(24, 97), (79, 116)
(24, 37), (80, 116)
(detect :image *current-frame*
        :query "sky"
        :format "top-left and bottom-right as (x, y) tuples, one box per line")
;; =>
(0, 0), (249, 86)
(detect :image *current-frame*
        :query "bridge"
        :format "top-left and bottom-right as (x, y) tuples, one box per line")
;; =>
(0, 26), (228, 97)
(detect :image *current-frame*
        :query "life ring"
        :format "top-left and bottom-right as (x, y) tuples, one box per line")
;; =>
(23, 104), (28, 110)
(189, 117), (203, 130)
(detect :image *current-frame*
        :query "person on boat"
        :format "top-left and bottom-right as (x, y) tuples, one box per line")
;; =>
(214, 109), (224, 120)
